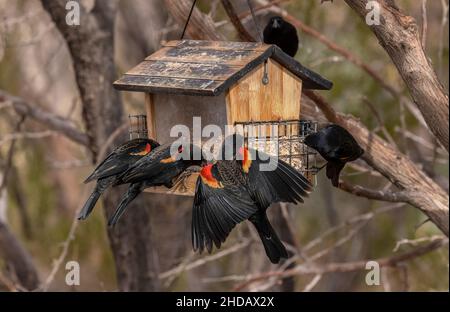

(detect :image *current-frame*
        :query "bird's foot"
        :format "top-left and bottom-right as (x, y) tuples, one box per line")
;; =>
(174, 167), (200, 192)
(312, 163), (327, 173)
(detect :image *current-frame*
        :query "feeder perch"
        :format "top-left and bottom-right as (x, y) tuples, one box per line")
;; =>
(113, 40), (333, 196)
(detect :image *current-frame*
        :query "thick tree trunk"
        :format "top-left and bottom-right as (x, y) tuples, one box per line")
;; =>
(344, 0), (449, 152)
(40, 0), (159, 291)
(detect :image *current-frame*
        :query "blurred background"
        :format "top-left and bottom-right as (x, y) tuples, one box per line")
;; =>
(0, 0), (448, 291)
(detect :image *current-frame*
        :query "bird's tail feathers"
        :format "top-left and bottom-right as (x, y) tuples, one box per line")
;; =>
(250, 213), (288, 264)
(78, 189), (102, 220)
(108, 184), (142, 226)
(326, 162), (345, 187)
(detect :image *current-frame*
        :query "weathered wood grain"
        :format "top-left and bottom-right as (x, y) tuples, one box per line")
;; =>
(344, 0), (449, 152)
(114, 74), (222, 95)
(113, 40), (332, 95)
(145, 93), (156, 139)
(226, 59), (302, 124)
(146, 46), (261, 66)
(127, 60), (240, 81)
(163, 40), (269, 51)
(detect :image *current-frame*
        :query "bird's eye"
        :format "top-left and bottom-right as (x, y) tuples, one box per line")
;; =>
(178, 145), (184, 153)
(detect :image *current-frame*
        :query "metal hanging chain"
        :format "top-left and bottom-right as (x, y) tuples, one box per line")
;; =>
(246, 0), (263, 42)
(246, 0), (268, 84)
(180, 0), (198, 40)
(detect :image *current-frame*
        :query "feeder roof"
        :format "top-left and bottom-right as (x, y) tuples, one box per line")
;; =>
(113, 40), (333, 96)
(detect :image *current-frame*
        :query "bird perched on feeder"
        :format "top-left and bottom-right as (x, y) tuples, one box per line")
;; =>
(263, 16), (299, 57)
(192, 137), (312, 264)
(79, 138), (160, 220)
(304, 124), (364, 187)
(108, 143), (203, 226)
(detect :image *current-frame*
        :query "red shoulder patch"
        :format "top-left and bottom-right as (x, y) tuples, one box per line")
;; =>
(130, 143), (152, 156)
(200, 164), (222, 188)
(239, 147), (252, 173)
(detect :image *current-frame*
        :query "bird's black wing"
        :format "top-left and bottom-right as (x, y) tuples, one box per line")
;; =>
(84, 139), (157, 183)
(327, 140), (356, 161)
(119, 144), (173, 184)
(192, 168), (257, 254)
(246, 149), (312, 207)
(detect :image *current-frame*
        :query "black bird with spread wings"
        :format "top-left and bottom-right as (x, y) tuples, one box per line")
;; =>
(304, 124), (364, 187)
(108, 143), (202, 226)
(263, 16), (299, 57)
(79, 138), (160, 220)
(192, 143), (312, 264)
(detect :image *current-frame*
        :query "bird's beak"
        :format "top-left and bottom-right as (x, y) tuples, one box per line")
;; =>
(272, 19), (280, 28)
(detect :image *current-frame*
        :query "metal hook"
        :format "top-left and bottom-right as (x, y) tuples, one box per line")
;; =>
(262, 61), (269, 85)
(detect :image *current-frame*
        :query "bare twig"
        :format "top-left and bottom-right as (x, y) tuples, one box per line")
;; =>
(361, 97), (397, 147)
(308, 219), (369, 262)
(238, 0), (289, 20)
(393, 235), (445, 252)
(338, 181), (411, 203)
(0, 130), (56, 146)
(221, 0), (255, 41)
(0, 116), (25, 192)
(164, 0), (225, 40)
(0, 90), (89, 146)
(303, 204), (404, 253)
(208, 0), (221, 19)
(38, 200), (80, 292)
(159, 239), (251, 280)
(233, 237), (448, 291)
(421, 0), (428, 49)
(303, 274), (322, 292)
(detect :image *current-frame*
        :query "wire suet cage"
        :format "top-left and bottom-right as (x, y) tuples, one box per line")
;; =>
(235, 119), (319, 185)
(128, 114), (148, 140)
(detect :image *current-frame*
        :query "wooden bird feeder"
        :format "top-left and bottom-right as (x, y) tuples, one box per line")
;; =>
(113, 40), (333, 196)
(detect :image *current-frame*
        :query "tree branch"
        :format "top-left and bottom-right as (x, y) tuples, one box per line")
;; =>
(0, 221), (40, 291)
(339, 181), (411, 202)
(234, 237), (448, 291)
(344, 0), (449, 151)
(221, 0), (256, 41)
(304, 90), (449, 236)
(165, 0), (450, 236)
(0, 90), (89, 146)
(41, 0), (161, 291)
(164, 0), (225, 41)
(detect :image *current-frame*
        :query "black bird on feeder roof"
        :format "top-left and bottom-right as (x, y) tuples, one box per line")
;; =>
(108, 143), (203, 226)
(263, 16), (299, 58)
(304, 124), (364, 187)
(192, 135), (312, 264)
(79, 138), (160, 220)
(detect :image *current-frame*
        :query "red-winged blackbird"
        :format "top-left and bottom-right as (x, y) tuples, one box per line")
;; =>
(79, 138), (160, 220)
(263, 16), (299, 57)
(304, 124), (364, 187)
(108, 143), (203, 226)
(192, 145), (312, 264)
